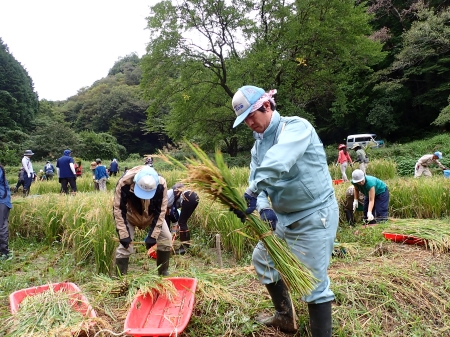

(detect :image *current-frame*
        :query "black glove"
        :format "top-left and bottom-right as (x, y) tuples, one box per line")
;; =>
(169, 205), (180, 222)
(244, 188), (257, 214)
(145, 236), (157, 250)
(120, 236), (132, 249)
(230, 207), (246, 223)
(260, 209), (278, 230)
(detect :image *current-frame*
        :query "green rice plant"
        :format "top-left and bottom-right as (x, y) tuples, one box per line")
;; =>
(9, 192), (117, 274)
(160, 142), (317, 296)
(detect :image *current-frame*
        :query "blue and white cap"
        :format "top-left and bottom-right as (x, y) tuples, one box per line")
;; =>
(434, 151), (443, 159)
(232, 86), (266, 128)
(133, 166), (159, 200)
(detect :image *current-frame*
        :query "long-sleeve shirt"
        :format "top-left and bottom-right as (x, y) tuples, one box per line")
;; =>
(113, 166), (168, 241)
(21, 156), (33, 177)
(337, 150), (352, 164)
(416, 154), (446, 169)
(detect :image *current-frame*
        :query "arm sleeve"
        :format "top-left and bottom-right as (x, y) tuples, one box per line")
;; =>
(436, 160), (446, 169)
(22, 158), (31, 176)
(248, 119), (313, 194)
(69, 162), (76, 175)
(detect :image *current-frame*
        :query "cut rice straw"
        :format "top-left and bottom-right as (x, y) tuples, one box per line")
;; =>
(385, 218), (450, 253)
(159, 142), (317, 296)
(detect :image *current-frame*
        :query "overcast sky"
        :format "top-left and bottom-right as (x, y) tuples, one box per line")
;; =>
(0, 1), (159, 101)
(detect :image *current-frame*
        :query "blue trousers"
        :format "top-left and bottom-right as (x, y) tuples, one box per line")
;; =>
(252, 199), (339, 304)
(363, 187), (389, 222)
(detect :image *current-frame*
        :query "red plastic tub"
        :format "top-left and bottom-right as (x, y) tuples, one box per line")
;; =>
(124, 277), (198, 337)
(383, 232), (425, 246)
(9, 282), (97, 318)
(333, 179), (344, 185)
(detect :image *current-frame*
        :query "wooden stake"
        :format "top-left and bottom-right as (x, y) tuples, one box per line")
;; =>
(216, 234), (223, 268)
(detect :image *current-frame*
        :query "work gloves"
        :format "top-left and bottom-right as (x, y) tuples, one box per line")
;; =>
(230, 188), (258, 223)
(144, 235), (157, 250)
(244, 188), (257, 214)
(169, 205), (180, 223)
(120, 236), (132, 249)
(352, 200), (359, 212)
(367, 212), (374, 222)
(27, 172), (31, 178)
(260, 208), (278, 230)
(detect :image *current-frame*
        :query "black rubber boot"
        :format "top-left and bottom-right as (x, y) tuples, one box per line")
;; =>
(175, 230), (190, 255)
(344, 210), (355, 226)
(308, 301), (332, 337)
(115, 257), (129, 276)
(257, 280), (297, 333)
(23, 189), (29, 197)
(156, 250), (170, 276)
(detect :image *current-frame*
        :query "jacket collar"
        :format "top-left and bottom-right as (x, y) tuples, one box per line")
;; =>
(253, 110), (280, 140)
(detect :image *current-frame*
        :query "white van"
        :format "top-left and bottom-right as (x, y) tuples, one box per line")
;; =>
(346, 134), (384, 149)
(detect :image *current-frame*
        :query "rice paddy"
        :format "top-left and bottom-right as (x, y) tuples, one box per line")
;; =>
(1, 155), (450, 336)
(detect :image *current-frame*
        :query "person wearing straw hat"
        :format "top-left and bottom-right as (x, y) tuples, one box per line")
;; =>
(230, 85), (338, 336)
(90, 161), (99, 190)
(336, 144), (353, 182)
(21, 150), (34, 197)
(414, 151), (448, 178)
(350, 143), (369, 174)
(351, 169), (389, 225)
(113, 166), (172, 276)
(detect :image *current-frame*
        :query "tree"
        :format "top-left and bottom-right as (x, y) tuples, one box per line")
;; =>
(141, 0), (385, 153)
(0, 38), (39, 130)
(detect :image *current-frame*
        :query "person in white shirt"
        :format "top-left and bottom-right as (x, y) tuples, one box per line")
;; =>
(21, 150), (34, 197)
(414, 151), (448, 177)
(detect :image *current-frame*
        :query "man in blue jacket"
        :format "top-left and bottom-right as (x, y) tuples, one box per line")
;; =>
(0, 163), (12, 259)
(56, 149), (77, 195)
(231, 86), (338, 337)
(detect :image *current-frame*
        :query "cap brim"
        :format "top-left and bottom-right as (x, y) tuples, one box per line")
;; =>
(233, 106), (252, 128)
(352, 178), (364, 183)
(134, 184), (157, 200)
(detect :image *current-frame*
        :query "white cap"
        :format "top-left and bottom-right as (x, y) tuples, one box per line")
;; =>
(133, 167), (159, 199)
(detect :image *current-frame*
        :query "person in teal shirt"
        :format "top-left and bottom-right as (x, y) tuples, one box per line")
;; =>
(351, 169), (389, 225)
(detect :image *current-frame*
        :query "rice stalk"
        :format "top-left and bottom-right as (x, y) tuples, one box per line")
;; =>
(384, 218), (450, 253)
(159, 142), (317, 296)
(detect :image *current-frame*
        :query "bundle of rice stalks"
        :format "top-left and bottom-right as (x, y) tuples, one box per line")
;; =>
(385, 218), (450, 253)
(4, 287), (106, 337)
(159, 142), (317, 296)
(86, 274), (178, 305)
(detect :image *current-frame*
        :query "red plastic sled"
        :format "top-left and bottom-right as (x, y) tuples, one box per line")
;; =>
(124, 277), (198, 337)
(383, 232), (426, 246)
(9, 281), (97, 317)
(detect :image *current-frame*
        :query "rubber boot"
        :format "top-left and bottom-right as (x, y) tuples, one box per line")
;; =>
(344, 210), (355, 226)
(257, 280), (297, 333)
(156, 250), (170, 276)
(308, 301), (332, 337)
(115, 257), (129, 276)
(175, 230), (190, 255)
(23, 189), (29, 197)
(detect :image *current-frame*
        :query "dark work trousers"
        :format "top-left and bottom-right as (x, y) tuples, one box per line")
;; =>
(110, 171), (117, 177)
(60, 177), (78, 194)
(178, 191), (199, 231)
(0, 204), (10, 255)
(23, 174), (33, 191)
(363, 187), (390, 223)
(15, 179), (25, 191)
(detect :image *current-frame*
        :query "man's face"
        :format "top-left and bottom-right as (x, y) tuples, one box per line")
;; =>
(244, 102), (273, 133)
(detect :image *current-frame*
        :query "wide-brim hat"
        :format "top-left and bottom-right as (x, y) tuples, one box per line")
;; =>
(90, 161), (97, 170)
(232, 86), (266, 128)
(351, 143), (361, 150)
(24, 150), (34, 156)
(133, 166), (159, 200)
